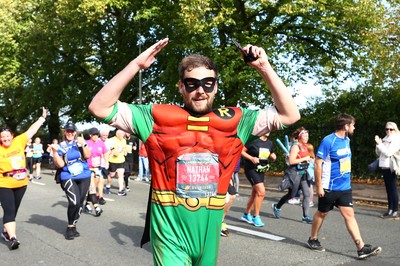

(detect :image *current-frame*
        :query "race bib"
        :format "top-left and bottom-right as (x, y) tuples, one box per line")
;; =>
(258, 148), (270, 160)
(176, 153), (219, 198)
(339, 157), (351, 174)
(91, 156), (101, 167)
(67, 162), (84, 176)
(10, 156), (25, 170)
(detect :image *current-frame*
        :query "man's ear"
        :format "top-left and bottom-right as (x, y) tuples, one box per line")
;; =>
(178, 80), (184, 94)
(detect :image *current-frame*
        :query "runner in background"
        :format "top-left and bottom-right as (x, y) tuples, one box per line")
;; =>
(124, 133), (137, 190)
(241, 133), (276, 227)
(84, 127), (106, 216)
(0, 107), (47, 250)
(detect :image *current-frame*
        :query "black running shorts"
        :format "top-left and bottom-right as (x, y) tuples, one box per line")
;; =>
(317, 189), (353, 212)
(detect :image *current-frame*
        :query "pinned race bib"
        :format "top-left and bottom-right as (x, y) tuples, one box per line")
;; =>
(339, 157), (351, 174)
(91, 156), (101, 167)
(67, 162), (84, 176)
(176, 153), (219, 198)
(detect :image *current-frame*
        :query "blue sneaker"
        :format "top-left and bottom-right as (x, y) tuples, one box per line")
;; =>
(105, 187), (111, 195)
(252, 216), (264, 227)
(302, 216), (313, 224)
(272, 203), (281, 219)
(241, 213), (253, 224)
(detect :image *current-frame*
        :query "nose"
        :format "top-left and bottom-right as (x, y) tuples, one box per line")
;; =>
(194, 85), (206, 94)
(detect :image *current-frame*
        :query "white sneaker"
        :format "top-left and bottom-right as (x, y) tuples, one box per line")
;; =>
(288, 198), (300, 205)
(84, 204), (92, 213)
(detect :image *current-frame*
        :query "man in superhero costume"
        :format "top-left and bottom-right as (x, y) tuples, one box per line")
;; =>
(89, 38), (300, 265)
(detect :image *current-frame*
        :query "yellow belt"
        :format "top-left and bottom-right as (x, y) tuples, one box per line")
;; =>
(151, 190), (226, 211)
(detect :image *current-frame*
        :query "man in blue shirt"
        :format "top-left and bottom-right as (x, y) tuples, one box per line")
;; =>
(307, 113), (381, 259)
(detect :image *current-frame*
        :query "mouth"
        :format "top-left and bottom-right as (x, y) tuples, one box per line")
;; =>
(193, 97), (206, 101)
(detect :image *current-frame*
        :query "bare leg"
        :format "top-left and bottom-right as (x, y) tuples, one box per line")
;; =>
(339, 206), (364, 249)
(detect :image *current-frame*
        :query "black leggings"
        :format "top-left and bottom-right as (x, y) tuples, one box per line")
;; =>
(61, 178), (90, 226)
(0, 186), (27, 224)
(26, 157), (33, 174)
(124, 161), (134, 187)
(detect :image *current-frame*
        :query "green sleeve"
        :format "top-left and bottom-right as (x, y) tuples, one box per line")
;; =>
(103, 103), (154, 142)
(129, 105), (154, 142)
(237, 108), (259, 145)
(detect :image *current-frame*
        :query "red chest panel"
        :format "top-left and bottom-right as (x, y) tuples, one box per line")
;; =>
(146, 105), (243, 194)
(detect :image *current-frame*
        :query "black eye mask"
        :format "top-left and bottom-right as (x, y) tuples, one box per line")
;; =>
(182, 77), (216, 93)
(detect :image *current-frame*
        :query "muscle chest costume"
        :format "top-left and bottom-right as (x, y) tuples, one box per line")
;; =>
(105, 102), (282, 265)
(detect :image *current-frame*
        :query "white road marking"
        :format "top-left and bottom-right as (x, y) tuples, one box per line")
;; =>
(103, 197), (115, 202)
(228, 225), (285, 241)
(30, 180), (46, 186)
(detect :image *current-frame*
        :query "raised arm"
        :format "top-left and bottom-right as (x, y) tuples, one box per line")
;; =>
(243, 45), (300, 126)
(26, 107), (47, 140)
(89, 38), (169, 119)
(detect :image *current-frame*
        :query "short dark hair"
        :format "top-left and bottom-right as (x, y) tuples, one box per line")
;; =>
(335, 113), (355, 130)
(178, 54), (218, 81)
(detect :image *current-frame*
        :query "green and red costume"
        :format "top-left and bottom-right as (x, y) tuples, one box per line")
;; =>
(105, 102), (282, 265)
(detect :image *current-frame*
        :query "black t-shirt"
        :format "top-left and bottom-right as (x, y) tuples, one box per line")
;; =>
(244, 138), (274, 170)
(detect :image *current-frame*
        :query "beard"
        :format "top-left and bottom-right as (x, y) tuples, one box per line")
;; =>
(183, 93), (214, 115)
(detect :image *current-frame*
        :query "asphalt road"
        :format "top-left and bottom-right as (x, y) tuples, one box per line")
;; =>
(2, 170), (398, 266)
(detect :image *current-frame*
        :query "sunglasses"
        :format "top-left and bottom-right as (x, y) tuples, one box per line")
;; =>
(386, 128), (395, 131)
(0, 128), (11, 133)
(182, 77), (216, 93)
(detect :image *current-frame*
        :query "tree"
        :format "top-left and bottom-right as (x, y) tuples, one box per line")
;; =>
(1, 0), (398, 162)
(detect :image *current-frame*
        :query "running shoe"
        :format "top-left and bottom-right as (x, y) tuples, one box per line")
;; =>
(104, 187), (111, 195)
(302, 216), (313, 224)
(95, 207), (103, 217)
(309, 202), (314, 207)
(65, 227), (75, 240)
(84, 204), (92, 213)
(307, 238), (325, 252)
(72, 227), (80, 237)
(1, 229), (10, 242)
(220, 222), (229, 237)
(125, 186), (130, 192)
(118, 189), (127, 196)
(8, 237), (20, 250)
(357, 244), (382, 259)
(272, 203), (281, 219)
(241, 213), (254, 224)
(252, 216), (265, 227)
(288, 197), (300, 204)
(135, 177), (141, 181)
(34, 176), (42, 180)
(98, 197), (106, 205)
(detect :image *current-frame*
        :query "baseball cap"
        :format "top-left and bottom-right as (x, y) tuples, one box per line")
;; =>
(64, 121), (77, 131)
(89, 127), (100, 135)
